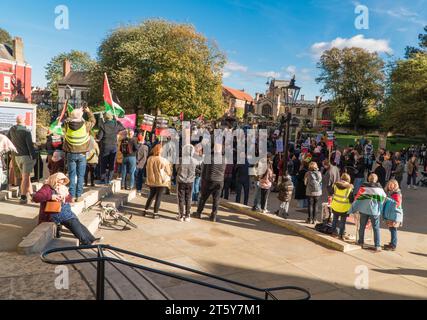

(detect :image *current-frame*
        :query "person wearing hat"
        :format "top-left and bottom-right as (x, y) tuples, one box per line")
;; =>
(97, 111), (126, 184)
(7, 115), (37, 204)
(63, 105), (96, 202)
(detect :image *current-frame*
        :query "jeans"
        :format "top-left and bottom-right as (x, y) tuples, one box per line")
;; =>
(260, 188), (270, 211)
(222, 177), (233, 199)
(407, 173), (417, 187)
(332, 213), (348, 237)
(100, 149), (117, 183)
(235, 180), (250, 206)
(177, 183), (193, 218)
(145, 187), (167, 214)
(62, 218), (96, 246)
(358, 213), (381, 248)
(135, 168), (146, 192)
(354, 178), (364, 196)
(121, 156), (137, 189)
(192, 176), (201, 202)
(252, 184), (261, 210)
(197, 181), (223, 218)
(298, 199), (308, 208)
(67, 153), (87, 198)
(307, 196), (320, 220)
(389, 227), (398, 248)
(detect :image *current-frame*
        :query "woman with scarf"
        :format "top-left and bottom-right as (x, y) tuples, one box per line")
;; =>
(32, 173), (100, 245)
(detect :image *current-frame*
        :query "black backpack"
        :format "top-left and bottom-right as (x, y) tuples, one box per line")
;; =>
(120, 138), (133, 156)
(315, 222), (334, 235)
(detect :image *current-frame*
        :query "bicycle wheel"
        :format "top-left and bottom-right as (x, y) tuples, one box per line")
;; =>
(117, 214), (138, 229)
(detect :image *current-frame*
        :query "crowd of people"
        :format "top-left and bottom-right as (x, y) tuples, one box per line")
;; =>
(1, 110), (425, 251)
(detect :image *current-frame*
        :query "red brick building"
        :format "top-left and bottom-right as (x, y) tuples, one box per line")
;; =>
(0, 37), (32, 103)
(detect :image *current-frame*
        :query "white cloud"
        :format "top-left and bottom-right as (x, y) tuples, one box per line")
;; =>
(310, 34), (393, 58)
(253, 71), (281, 78)
(223, 71), (231, 79)
(373, 6), (426, 27)
(224, 61), (248, 73)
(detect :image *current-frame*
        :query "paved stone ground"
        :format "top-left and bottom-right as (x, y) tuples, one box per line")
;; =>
(0, 180), (426, 300)
(94, 186), (427, 300)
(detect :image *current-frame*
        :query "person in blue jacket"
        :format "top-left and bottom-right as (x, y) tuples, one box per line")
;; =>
(382, 179), (404, 251)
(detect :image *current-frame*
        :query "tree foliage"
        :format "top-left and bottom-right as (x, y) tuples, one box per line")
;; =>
(0, 27), (12, 46)
(316, 47), (385, 130)
(405, 25), (427, 59)
(89, 19), (227, 119)
(384, 53), (427, 136)
(45, 50), (95, 101)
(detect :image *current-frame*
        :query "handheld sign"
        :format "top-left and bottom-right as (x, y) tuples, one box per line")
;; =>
(155, 116), (170, 137)
(140, 114), (155, 132)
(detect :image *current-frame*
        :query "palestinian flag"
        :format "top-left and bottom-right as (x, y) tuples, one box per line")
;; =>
(103, 73), (125, 118)
(67, 103), (74, 114)
(49, 119), (64, 136)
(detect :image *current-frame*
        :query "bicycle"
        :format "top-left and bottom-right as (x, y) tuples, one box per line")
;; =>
(98, 202), (138, 230)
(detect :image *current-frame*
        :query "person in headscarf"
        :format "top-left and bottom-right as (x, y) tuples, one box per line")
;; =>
(32, 173), (101, 245)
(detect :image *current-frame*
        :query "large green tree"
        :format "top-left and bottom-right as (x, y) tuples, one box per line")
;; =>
(0, 27), (12, 46)
(384, 53), (427, 136)
(316, 47), (385, 130)
(89, 19), (227, 119)
(45, 50), (95, 101)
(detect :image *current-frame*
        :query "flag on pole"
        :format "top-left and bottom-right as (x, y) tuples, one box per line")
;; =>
(103, 73), (125, 118)
(49, 119), (64, 136)
(67, 103), (74, 114)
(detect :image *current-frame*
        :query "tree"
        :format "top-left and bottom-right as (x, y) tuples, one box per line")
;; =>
(45, 50), (95, 101)
(316, 47), (385, 130)
(405, 25), (427, 59)
(384, 53), (427, 136)
(89, 19), (227, 119)
(0, 28), (12, 46)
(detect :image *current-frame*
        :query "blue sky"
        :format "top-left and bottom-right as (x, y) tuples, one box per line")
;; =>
(1, 0), (426, 100)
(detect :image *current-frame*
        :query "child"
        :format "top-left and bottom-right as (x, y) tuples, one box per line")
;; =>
(383, 179), (404, 251)
(32, 173), (101, 245)
(276, 175), (294, 218)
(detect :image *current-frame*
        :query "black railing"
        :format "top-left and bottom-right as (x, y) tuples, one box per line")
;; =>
(41, 245), (311, 301)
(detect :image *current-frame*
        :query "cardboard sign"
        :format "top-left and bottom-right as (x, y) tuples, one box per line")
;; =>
(276, 139), (284, 153)
(141, 114), (156, 132)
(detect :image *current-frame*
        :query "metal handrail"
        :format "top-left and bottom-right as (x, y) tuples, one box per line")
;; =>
(41, 244), (311, 301)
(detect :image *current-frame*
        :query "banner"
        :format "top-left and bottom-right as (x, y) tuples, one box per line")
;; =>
(276, 139), (284, 153)
(118, 114), (137, 129)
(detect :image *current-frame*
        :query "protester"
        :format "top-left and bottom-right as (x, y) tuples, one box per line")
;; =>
(322, 159), (341, 200)
(7, 115), (37, 204)
(374, 161), (387, 188)
(383, 152), (393, 183)
(258, 160), (274, 214)
(348, 173), (387, 252)
(383, 179), (404, 251)
(194, 145), (226, 222)
(143, 144), (172, 219)
(304, 162), (323, 224)
(63, 106), (96, 202)
(175, 144), (198, 222)
(392, 158), (405, 187)
(234, 153), (251, 206)
(222, 163), (234, 200)
(407, 156), (418, 189)
(48, 150), (65, 175)
(33, 173), (100, 245)
(295, 161), (308, 209)
(276, 175), (294, 219)
(330, 173), (354, 240)
(85, 133), (100, 187)
(135, 132), (149, 195)
(97, 112), (126, 184)
(353, 154), (366, 196)
(46, 131), (63, 167)
(120, 129), (139, 190)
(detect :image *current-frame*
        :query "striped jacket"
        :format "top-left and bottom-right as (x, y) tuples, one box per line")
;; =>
(348, 182), (387, 217)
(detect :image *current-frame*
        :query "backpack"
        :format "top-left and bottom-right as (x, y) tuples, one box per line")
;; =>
(315, 222), (334, 235)
(308, 172), (321, 192)
(120, 138), (133, 156)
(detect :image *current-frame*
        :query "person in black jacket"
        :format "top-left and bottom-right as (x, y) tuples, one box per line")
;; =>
(97, 112), (126, 184)
(374, 161), (387, 188)
(194, 151), (226, 222)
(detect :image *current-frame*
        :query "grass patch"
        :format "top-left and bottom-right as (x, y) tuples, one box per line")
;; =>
(335, 134), (425, 152)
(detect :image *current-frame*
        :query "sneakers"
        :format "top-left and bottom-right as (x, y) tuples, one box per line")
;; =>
(193, 212), (202, 219)
(374, 247), (382, 253)
(177, 216), (184, 222)
(384, 244), (397, 251)
(305, 218), (311, 224)
(184, 217), (191, 223)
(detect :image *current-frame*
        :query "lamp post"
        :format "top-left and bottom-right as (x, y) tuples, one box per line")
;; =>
(281, 76), (301, 177)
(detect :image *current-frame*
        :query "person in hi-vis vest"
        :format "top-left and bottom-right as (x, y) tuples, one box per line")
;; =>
(330, 173), (354, 240)
(63, 105), (96, 202)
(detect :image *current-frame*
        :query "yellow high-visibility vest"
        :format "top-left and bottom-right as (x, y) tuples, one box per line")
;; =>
(331, 185), (353, 214)
(65, 124), (90, 146)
